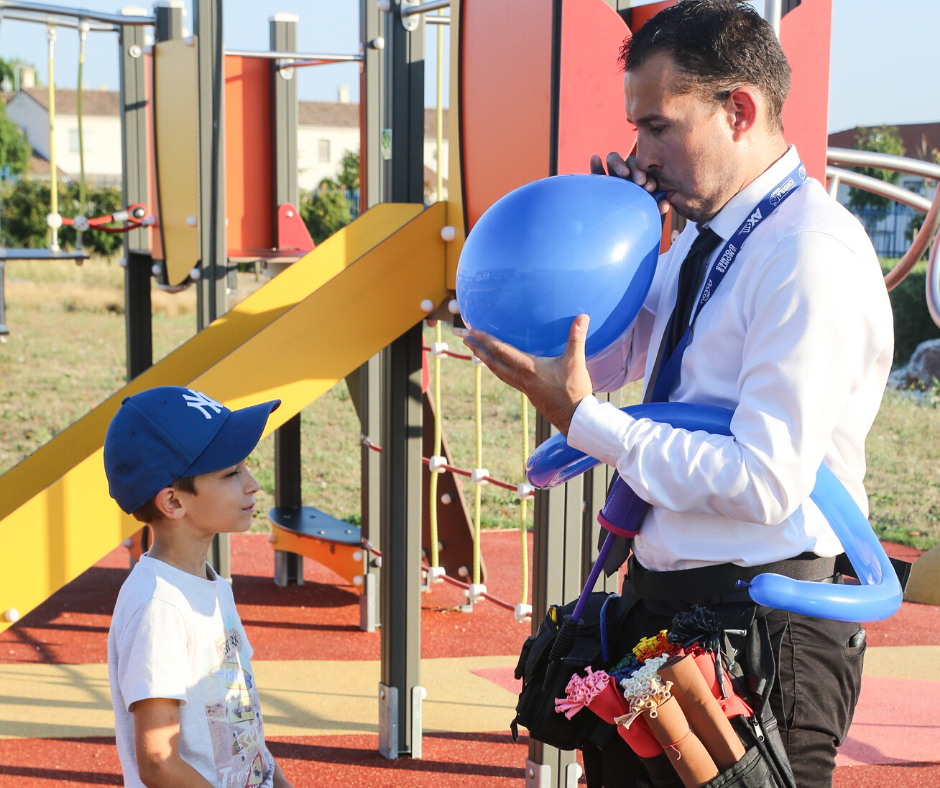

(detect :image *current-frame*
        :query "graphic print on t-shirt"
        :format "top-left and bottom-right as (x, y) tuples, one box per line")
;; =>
(205, 626), (267, 788)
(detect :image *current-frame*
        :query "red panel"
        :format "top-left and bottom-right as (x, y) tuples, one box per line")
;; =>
(628, 1), (677, 31)
(225, 55), (273, 252)
(276, 203), (314, 252)
(460, 0), (553, 231)
(556, 0), (636, 175)
(780, 0), (832, 183)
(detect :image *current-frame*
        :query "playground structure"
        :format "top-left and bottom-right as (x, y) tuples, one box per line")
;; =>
(0, 1), (939, 786)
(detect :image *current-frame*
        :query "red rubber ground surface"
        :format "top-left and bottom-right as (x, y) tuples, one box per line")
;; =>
(1, 533), (936, 787)
(0, 531), (537, 664)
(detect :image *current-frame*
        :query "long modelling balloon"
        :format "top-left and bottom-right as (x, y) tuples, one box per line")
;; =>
(527, 403), (902, 623)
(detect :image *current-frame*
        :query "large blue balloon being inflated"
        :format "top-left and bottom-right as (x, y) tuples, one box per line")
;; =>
(456, 175), (662, 358)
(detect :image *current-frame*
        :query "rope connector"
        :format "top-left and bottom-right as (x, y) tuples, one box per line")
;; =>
(471, 468), (490, 485)
(514, 603), (532, 623)
(517, 482), (535, 501)
(427, 566), (446, 583)
(465, 583), (487, 603)
(429, 455), (447, 473)
(73, 215), (89, 233)
(472, 354), (484, 367)
(431, 342), (449, 359)
(360, 434), (373, 447)
(46, 213), (62, 229)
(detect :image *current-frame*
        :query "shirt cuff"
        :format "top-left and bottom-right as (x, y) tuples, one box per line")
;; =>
(567, 395), (636, 468)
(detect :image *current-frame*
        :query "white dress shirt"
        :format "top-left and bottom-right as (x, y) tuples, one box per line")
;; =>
(568, 146), (894, 571)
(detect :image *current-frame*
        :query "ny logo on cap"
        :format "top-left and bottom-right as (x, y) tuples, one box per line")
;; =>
(183, 390), (224, 420)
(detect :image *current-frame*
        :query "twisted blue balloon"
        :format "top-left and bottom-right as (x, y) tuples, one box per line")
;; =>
(527, 403), (902, 623)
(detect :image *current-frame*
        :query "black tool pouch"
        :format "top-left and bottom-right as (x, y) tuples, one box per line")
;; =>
(698, 613), (796, 788)
(510, 590), (639, 751)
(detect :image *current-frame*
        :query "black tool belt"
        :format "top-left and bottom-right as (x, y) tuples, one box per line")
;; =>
(627, 551), (839, 603)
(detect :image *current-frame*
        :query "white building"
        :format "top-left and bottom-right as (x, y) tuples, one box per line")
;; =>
(6, 88), (123, 186)
(5, 86), (449, 198)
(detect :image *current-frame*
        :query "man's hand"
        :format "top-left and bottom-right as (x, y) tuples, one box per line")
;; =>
(464, 315), (593, 436)
(590, 152), (670, 216)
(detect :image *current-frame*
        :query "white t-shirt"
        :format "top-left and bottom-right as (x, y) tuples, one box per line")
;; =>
(108, 554), (275, 788)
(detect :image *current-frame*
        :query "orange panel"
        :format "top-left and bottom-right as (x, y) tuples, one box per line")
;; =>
(460, 0), (553, 231)
(780, 0), (831, 183)
(556, 0), (636, 175)
(225, 55), (273, 252)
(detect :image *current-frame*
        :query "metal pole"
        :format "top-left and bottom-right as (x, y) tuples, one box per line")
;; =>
(527, 3), (585, 785)
(377, 0), (426, 761)
(269, 12), (304, 588)
(0, 0), (153, 25)
(194, 0), (226, 333)
(193, 0), (230, 579)
(122, 3), (162, 380)
(400, 0), (450, 17)
(765, 0), (782, 37)
(357, 0), (386, 634)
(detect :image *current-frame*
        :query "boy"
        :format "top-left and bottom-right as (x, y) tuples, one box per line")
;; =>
(104, 386), (294, 788)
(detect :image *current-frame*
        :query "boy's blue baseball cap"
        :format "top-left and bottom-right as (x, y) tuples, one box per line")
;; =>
(104, 386), (280, 514)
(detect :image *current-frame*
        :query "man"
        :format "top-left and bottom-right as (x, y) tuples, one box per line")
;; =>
(465, 2), (893, 787)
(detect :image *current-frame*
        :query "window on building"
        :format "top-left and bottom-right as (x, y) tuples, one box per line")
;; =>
(318, 139), (331, 164)
(69, 128), (80, 153)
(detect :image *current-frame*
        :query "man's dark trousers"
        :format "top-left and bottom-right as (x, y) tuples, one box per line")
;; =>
(580, 586), (866, 788)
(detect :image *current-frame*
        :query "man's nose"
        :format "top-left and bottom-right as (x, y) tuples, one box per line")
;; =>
(635, 139), (659, 174)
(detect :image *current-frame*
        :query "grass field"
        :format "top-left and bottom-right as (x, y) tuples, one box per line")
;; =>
(1, 257), (938, 550)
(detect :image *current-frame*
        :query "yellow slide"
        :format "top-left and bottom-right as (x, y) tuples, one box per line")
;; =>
(0, 203), (448, 631)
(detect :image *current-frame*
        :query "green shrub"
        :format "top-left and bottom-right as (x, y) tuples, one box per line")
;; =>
(1, 179), (124, 257)
(883, 259), (940, 368)
(300, 178), (353, 244)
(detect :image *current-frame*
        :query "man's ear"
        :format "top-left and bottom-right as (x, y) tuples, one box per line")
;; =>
(726, 86), (760, 139)
(153, 487), (186, 521)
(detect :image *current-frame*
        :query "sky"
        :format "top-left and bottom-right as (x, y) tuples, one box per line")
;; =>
(0, 0), (935, 134)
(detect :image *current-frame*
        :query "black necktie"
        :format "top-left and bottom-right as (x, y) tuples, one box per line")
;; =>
(644, 226), (723, 403)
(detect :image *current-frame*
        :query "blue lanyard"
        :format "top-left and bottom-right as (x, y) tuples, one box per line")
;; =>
(649, 160), (807, 403)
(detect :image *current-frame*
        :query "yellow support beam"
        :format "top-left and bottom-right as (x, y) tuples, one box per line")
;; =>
(0, 203), (440, 631)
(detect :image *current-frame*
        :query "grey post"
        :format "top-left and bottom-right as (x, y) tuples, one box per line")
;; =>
(269, 12), (304, 587)
(193, 0), (227, 332)
(0, 260), (7, 336)
(121, 4), (173, 379)
(526, 5), (593, 783)
(192, 0), (230, 578)
(273, 415), (304, 586)
(355, 0), (386, 633)
(376, 0), (426, 760)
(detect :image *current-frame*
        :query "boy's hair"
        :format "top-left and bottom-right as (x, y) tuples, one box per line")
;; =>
(132, 475), (198, 523)
(619, 0), (791, 132)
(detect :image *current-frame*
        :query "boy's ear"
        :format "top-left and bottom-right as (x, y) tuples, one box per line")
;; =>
(153, 487), (186, 521)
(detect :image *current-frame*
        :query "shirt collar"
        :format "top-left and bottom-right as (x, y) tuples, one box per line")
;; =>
(704, 145), (801, 241)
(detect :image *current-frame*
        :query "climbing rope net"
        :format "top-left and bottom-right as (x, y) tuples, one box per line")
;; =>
(359, 325), (534, 623)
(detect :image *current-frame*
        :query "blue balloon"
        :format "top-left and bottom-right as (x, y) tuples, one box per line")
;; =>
(456, 175), (662, 358)
(526, 403), (903, 623)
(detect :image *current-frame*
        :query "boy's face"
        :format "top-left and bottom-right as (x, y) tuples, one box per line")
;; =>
(179, 459), (260, 536)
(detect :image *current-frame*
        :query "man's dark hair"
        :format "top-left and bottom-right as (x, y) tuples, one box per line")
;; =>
(620, 0), (791, 131)
(133, 475), (198, 523)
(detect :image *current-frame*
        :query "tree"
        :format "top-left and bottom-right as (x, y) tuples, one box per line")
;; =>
(300, 178), (353, 244)
(337, 150), (359, 192)
(0, 101), (32, 176)
(848, 125), (906, 212)
(299, 151), (359, 243)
